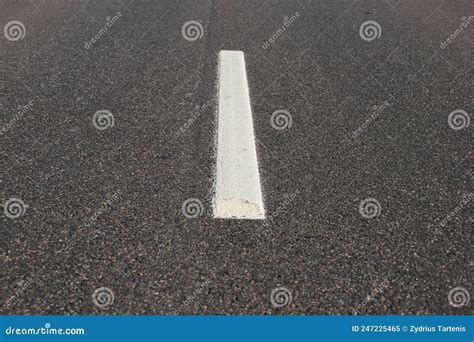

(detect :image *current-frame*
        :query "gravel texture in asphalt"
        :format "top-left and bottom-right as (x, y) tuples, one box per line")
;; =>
(1, 0), (472, 314)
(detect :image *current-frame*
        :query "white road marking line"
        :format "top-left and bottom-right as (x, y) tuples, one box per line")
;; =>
(213, 50), (265, 220)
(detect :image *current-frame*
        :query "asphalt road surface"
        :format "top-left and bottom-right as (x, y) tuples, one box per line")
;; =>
(1, 0), (472, 315)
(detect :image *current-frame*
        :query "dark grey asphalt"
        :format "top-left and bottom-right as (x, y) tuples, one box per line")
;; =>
(1, 0), (472, 315)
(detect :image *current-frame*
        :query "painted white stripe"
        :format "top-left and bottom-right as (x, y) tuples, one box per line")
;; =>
(213, 50), (265, 220)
